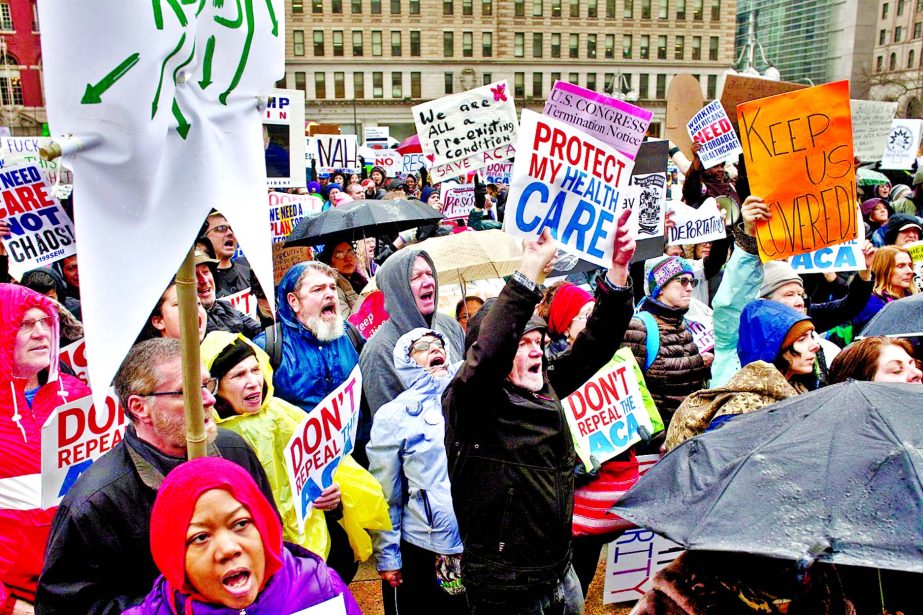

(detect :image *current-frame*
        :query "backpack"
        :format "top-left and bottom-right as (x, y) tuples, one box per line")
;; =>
(636, 311), (661, 372)
(263, 320), (366, 371)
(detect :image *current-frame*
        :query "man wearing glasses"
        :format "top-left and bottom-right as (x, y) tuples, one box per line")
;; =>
(201, 210), (251, 298)
(36, 338), (273, 615)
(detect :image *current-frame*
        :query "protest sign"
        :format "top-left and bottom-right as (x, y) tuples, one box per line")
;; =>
(720, 74), (807, 131)
(272, 242), (312, 285)
(563, 349), (656, 470)
(543, 80), (652, 160)
(346, 290), (390, 339)
(687, 100), (742, 169)
(285, 365), (362, 529)
(224, 288), (258, 319)
(372, 151), (401, 177)
(737, 80), (858, 262)
(59, 338), (90, 385)
(879, 119), (923, 170)
(41, 392), (126, 508)
(906, 240), (923, 289)
(268, 191), (322, 243)
(622, 140), (669, 265)
(666, 198), (727, 245)
(0, 162), (77, 277)
(483, 161), (513, 185)
(364, 126), (389, 147)
(851, 100), (898, 162)
(264, 89), (307, 189)
(506, 110), (634, 268)
(401, 153), (425, 174)
(789, 239), (865, 273)
(441, 183), (475, 220)
(685, 298), (715, 354)
(0, 137), (73, 186)
(665, 74), (704, 159)
(291, 595), (348, 615)
(312, 135), (359, 174)
(413, 80), (518, 182)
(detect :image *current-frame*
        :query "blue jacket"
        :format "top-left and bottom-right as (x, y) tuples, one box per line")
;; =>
(367, 328), (463, 571)
(254, 263), (359, 412)
(711, 247), (764, 387)
(737, 299), (810, 368)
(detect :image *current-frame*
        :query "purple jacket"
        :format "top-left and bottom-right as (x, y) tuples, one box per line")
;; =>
(123, 544), (361, 615)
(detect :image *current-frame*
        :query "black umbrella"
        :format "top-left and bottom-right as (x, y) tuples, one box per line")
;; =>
(859, 293), (923, 338)
(285, 199), (444, 247)
(611, 381), (923, 573)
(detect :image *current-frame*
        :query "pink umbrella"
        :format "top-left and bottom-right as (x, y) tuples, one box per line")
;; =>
(395, 134), (421, 154)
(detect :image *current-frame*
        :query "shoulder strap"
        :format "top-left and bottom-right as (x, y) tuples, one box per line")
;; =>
(344, 320), (365, 355)
(264, 322), (284, 371)
(637, 311), (660, 372)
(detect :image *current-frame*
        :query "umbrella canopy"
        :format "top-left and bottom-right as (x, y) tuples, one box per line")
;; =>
(859, 293), (923, 338)
(411, 229), (524, 286)
(285, 199), (444, 247)
(395, 134), (421, 155)
(612, 381), (923, 573)
(857, 167), (891, 186)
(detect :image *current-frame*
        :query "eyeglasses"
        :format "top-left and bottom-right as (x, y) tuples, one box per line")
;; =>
(333, 249), (357, 259)
(410, 338), (444, 353)
(674, 277), (700, 288)
(19, 316), (52, 334)
(207, 225), (232, 234)
(143, 378), (219, 398)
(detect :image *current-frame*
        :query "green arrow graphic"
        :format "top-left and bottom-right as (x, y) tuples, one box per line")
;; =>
(152, 32), (187, 119)
(172, 98), (190, 139)
(264, 0), (278, 36)
(153, 0), (165, 29)
(198, 36), (216, 89)
(81, 53), (141, 104)
(214, 0), (242, 28)
(219, 0), (254, 105)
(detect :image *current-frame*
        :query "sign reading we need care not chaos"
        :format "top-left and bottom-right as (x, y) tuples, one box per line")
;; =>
(413, 80), (518, 182)
(506, 109), (634, 268)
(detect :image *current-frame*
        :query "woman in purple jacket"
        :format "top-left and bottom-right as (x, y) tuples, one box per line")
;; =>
(124, 457), (360, 615)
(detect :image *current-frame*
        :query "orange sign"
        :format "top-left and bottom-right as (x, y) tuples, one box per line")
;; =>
(737, 80), (858, 262)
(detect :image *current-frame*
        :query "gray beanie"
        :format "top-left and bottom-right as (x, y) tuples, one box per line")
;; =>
(759, 261), (803, 299)
(890, 184), (912, 202)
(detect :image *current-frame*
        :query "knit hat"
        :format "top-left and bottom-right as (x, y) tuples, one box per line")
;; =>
(307, 181), (322, 194)
(890, 184), (912, 202)
(420, 186), (439, 203)
(325, 182), (343, 194)
(644, 256), (694, 299)
(779, 319), (815, 355)
(465, 297), (546, 352)
(370, 166), (387, 182)
(861, 197), (886, 217)
(547, 283), (593, 336)
(208, 337), (256, 382)
(149, 457), (283, 600)
(759, 261), (804, 299)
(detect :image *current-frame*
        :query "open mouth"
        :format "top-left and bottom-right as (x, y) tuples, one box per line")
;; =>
(244, 391), (262, 406)
(527, 363), (541, 374)
(419, 290), (434, 303)
(221, 568), (253, 597)
(223, 238), (235, 248)
(320, 303), (337, 317)
(428, 355), (446, 368)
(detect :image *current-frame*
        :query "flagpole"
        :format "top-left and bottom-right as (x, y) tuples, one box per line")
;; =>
(176, 245), (208, 459)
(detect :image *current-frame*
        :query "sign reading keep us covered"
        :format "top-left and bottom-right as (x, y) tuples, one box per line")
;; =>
(505, 109), (635, 268)
(737, 80), (858, 262)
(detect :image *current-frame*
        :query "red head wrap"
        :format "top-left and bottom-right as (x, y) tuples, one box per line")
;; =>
(547, 283), (594, 336)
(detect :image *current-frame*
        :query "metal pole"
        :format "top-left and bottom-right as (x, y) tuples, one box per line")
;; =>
(176, 245), (208, 459)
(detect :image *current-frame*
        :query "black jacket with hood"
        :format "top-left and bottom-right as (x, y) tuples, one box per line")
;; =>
(442, 273), (634, 597)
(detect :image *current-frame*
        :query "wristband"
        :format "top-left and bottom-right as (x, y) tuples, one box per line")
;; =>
(733, 223), (759, 256)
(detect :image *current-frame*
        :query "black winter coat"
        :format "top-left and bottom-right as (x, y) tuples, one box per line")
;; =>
(443, 275), (633, 597)
(35, 426), (274, 615)
(205, 297), (262, 339)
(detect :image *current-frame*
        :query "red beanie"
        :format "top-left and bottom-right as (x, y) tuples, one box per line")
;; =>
(149, 457), (283, 600)
(547, 283), (594, 336)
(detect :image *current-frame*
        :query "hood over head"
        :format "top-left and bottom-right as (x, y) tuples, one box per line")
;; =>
(737, 299), (811, 368)
(1, 283), (60, 385)
(376, 248), (440, 331)
(393, 327), (459, 391)
(464, 297), (546, 353)
(884, 213), (922, 245)
(201, 331), (279, 418)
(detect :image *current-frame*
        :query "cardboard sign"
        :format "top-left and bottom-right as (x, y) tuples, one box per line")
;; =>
(41, 392), (127, 508)
(0, 137), (73, 186)
(665, 74), (704, 159)
(272, 242), (312, 285)
(346, 290), (390, 339)
(666, 198), (727, 245)
(720, 74), (807, 131)
(737, 81), (858, 262)
(687, 100), (742, 169)
(312, 135), (359, 174)
(413, 80), (518, 182)
(268, 192), (323, 243)
(264, 90), (307, 189)
(506, 110), (634, 268)
(441, 183), (476, 220)
(483, 161), (513, 185)
(59, 338), (89, 386)
(372, 152), (401, 177)
(563, 349), (656, 470)
(0, 162), (77, 275)
(543, 80), (652, 160)
(224, 288), (258, 319)
(851, 100), (898, 162)
(284, 366), (362, 530)
(879, 119), (923, 170)
(401, 153), (425, 174)
(904, 240), (923, 289)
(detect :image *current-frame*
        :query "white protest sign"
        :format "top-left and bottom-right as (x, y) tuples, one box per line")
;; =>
(224, 288), (258, 319)
(687, 100), (742, 169)
(312, 134), (359, 174)
(627, 171), (666, 240)
(59, 338), (90, 386)
(268, 191), (322, 243)
(851, 100), (898, 162)
(41, 392), (127, 508)
(372, 152), (401, 177)
(789, 209), (865, 273)
(291, 595), (348, 615)
(264, 89), (307, 188)
(563, 349), (655, 470)
(285, 366), (362, 530)
(880, 119), (923, 170)
(483, 161), (513, 185)
(506, 109), (634, 268)
(401, 153), (425, 174)
(364, 126), (389, 143)
(0, 162), (77, 278)
(0, 137), (74, 186)
(685, 298), (715, 354)
(666, 198), (727, 246)
(413, 80), (518, 182)
(441, 183), (475, 220)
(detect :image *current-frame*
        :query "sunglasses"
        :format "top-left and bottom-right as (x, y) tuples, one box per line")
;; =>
(674, 277), (699, 288)
(207, 225), (232, 234)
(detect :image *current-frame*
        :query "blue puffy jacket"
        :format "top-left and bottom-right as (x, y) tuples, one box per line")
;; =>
(366, 328), (463, 571)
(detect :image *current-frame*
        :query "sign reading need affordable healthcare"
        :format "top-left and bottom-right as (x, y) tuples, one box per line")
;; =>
(413, 80), (518, 182)
(285, 366), (362, 530)
(0, 161), (77, 272)
(687, 100), (743, 169)
(506, 109), (635, 268)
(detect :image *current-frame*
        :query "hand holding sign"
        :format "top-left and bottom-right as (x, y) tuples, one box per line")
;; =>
(608, 208), (636, 287)
(741, 195), (769, 238)
(519, 228), (559, 282)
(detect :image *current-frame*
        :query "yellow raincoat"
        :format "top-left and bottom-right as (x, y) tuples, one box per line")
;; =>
(200, 331), (390, 561)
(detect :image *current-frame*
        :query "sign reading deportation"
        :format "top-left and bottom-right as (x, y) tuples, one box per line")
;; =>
(687, 100), (742, 169)
(666, 198), (727, 246)
(506, 110), (635, 268)
(285, 366), (362, 530)
(737, 81), (857, 262)
(0, 161), (77, 271)
(413, 80), (518, 182)
(543, 80), (652, 160)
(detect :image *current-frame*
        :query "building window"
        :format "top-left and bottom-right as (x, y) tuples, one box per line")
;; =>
(392, 72), (402, 98)
(551, 32), (561, 57)
(691, 35), (701, 60)
(914, 22), (921, 38)
(410, 30), (421, 56)
(483, 73), (493, 85)
(551, 71), (561, 84)
(533, 72), (543, 97)
(483, 0), (493, 14)
(391, 0), (400, 13)
(898, 0), (905, 15)
(352, 0), (362, 12)
(641, 0), (650, 18)
(693, 0), (702, 19)
(332, 30), (343, 56)
(353, 31), (363, 55)
(586, 72), (596, 90)
(294, 30), (306, 56)
(640, 34), (649, 58)
(411, 72), (421, 98)
(444, 72), (454, 94)
(444, 31), (454, 56)
(624, 0), (633, 18)
(606, 0), (615, 17)
(334, 72), (345, 98)
(605, 33), (615, 58)
(569, 0), (578, 17)
(295, 71), (306, 91)
(534, 0), (543, 16)
(707, 74), (716, 98)
(570, 33), (579, 58)
(391, 31), (401, 55)
(373, 72), (383, 98)
(588, 0), (597, 16)
(710, 0), (719, 19)
(315, 73), (326, 98)
(312, 0), (322, 13)
(675, 35), (684, 59)
(876, 55), (883, 71)
(880, 29), (887, 44)
(515, 32), (525, 57)
(895, 26), (903, 42)
(659, 0), (668, 18)
(483, 32), (493, 56)
(676, 0), (685, 18)
(569, 72), (579, 84)
(463, 0), (473, 14)
(533, 32), (544, 57)
(371, 0), (381, 12)
(622, 34), (632, 58)
(657, 35), (666, 59)
(587, 34), (597, 57)
(444, 0), (453, 14)
(909, 49), (916, 67)
(463, 31), (473, 56)
(293, 0), (304, 13)
(882, 2), (888, 18)
(708, 36), (718, 60)
(515, 0), (525, 16)
(639, 74), (648, 98)
(332, 0), (343, 12)
(889, 52), (897, 70)
(410, 0), (420, 12)
(515, 72), (525, 97)
(353, 72), (364, 98)
(313, 30), (324, 55)
(372, 30), (382, 55)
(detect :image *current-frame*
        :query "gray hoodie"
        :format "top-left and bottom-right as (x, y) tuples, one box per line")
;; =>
(360, 249), (465, 415)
